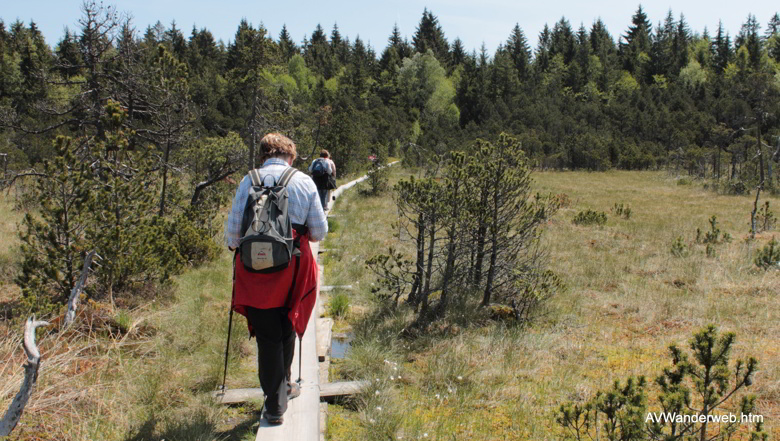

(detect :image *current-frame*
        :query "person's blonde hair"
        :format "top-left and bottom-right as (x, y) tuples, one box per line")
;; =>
(260, 133), (297, 161)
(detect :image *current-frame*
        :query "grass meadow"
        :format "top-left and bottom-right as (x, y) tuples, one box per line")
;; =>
(324, 169), (779, 440)
(0, 168), (778, 440)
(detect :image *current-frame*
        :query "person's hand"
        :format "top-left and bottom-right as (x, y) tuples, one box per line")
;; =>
(229, 246), (236, 252)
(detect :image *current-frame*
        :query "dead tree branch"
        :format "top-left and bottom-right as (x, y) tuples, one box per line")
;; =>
(63, 251), (98, 328)
(0, 317), (50, 436)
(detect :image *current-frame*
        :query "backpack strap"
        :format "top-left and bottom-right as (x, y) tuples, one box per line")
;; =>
(247, 167), (297, 188)
(248, 168), (265, 187)
(278, 167), (298, 187)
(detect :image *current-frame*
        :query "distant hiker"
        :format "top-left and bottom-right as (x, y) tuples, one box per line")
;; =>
(308, 149), (337, 211)
(224, 133), (327, 425)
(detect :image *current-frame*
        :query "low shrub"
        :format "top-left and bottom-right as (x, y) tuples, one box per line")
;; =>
(612, 202), (632, 219)
(755, 237), (779, 270)
(670, 236), (689, 257)
(573, 209), (607, 226)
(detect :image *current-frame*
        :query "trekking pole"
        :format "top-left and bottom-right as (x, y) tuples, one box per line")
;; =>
(221, 304), (234, 392)
(221, 252), (237, 393)
(297, 335), (303, 384)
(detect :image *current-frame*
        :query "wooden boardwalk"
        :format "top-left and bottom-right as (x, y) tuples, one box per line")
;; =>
(253, 163), (397, 441)
(253, 238), (322, 439)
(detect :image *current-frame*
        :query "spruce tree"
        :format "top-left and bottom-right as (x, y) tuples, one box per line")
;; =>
(736, 14), (762, 70)
(449, 38), (466, 69)
(712, 21), (732, 74)
(506, 24), (531, 79)
(278, 24), (297, 61)
(620, 5), (653, 77)
(412, 8), (450, 65)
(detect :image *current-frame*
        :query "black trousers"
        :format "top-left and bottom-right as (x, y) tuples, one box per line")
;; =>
(245, 306), (295, 415)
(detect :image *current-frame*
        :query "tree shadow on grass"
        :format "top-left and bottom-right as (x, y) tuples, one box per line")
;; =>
(123, 409), (261, 441)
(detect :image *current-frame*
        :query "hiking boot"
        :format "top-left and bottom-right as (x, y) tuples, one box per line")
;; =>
(288, 382), (301, 400)
(263, 406), (284, 425)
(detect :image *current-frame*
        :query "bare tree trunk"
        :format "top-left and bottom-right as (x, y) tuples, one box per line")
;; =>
(751, 186), (762, 239)
(159, 139), (171, 217)
(731, 152), (737, 180)
(716, 147), (721, 181)
(437, 183), (461, 315)
(419, 214), (436, 318)
(758, 126), (765, 187)
(64, 251), (98, 328)
(0, 317), (49, 436)
(407, 214), (425, 307)
(482, 173), (501, 307)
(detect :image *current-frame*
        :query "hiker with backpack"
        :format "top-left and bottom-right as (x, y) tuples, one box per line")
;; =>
(224, 133), (327, 425)
(308, 150), (337, 211)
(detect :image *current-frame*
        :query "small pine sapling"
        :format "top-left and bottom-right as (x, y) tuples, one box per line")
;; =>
(558, 326), (765, 441)
(573, 210), (608, 226)
(756, 201), (775, 232)
(612, 202), (632, 219)
(754, 237), (779, 270)
(649, 326), (762, 441)
(671, 236), (689, 257)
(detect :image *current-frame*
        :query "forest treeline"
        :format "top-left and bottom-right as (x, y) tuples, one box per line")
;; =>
(0, 2), (779, 312)
(2, 5), (779, 181)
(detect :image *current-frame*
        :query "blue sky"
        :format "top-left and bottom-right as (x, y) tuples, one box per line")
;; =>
(2, 1), (778, 54)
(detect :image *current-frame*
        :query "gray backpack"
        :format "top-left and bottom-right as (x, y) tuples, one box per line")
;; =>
(239, 167), (299, 273)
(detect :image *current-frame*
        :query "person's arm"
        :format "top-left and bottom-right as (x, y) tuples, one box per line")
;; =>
(329, 160), (337, 177)
(305, 180), (328, 242)
(224, 176), (250, 250)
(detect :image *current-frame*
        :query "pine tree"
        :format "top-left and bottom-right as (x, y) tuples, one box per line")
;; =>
(278, 24), (297, 61)
(672, 13), (691, 74)
(449, 37), (466, 68)
(736, 14), (762, 69)
(55, 28), (82, 78)
(550, 17), (575, 64)
(620, 5), (653, 77)
(506, 24), (531, 79)
(764, 13), (780, 39)
(139, 44), (195, 216)
(379, 24), (408, 71)
(164, 21), (187, 60)
(301, 24), (329, 78)
(16, 136), (92, 314)
(535, 24), (552, 72)
(712, 21), (732, 74)
(330, 23), (349, 66)
(412, 8), (450, 64)
(651, 10), (675, 77)
(87, 100), (183, 306)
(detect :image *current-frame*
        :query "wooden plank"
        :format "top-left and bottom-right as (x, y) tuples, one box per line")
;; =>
(319, 381), (370, 399)
(320, 285), (352, 292)
(319, 402), (328, 441)
(316, 318), (333, 362)
(213, 387), (263, 405)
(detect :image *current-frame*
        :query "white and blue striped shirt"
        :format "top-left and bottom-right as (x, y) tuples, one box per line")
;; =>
(224, 158), (328, 248)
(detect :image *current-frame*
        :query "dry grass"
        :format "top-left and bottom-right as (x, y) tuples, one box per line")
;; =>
(0, 247), (261, 440)
(0, 191), (23, 308)
(325, 170), (779, 440)
(1, 170), (777, 440)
